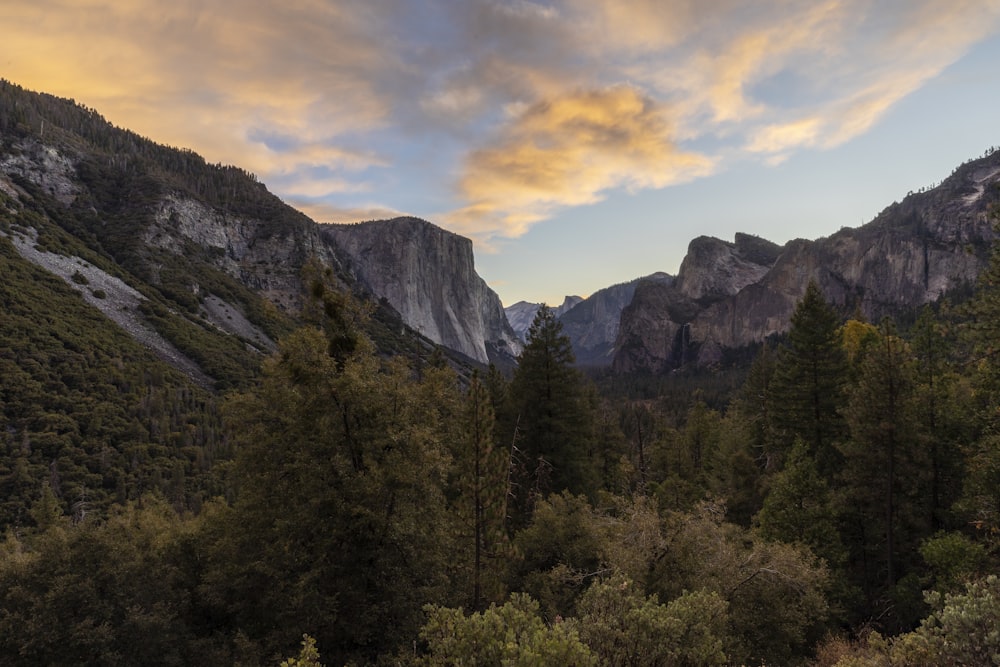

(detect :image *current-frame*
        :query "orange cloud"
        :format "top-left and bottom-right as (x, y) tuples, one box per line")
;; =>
(446, 86), (714, 242)
(4, 0), (1000, 245)
(288, 200), (403, 225)
(0, 1), (392, 174)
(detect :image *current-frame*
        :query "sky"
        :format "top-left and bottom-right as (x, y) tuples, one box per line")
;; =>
(4, 1), (1000, 307)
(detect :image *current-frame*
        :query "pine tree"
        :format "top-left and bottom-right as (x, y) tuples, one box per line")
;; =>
(452, 372), (512, 611)
(769, 280), (849, 477)
(840, 318), (928, 626)
(503, 305), (598, 523)
(756, 438), (843, 568)
(212, 311), (456, 663)
(911, 306), (970, 531)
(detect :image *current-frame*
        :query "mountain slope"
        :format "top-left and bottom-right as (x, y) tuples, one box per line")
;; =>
(614, 154), (1000, 372)
(560, 275), (672, 366)
(323, 218), (522, 365)
(0, 80), (510, 378)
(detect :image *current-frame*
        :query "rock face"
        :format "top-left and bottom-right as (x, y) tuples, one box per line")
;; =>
(0, 132), (516, 371)
(145, 193), (337, 314)
(614, 153), (1000, 373)
(505, 296), (583, 342)
(560, 274), (672, 366)
(323, 217), (522, 364)
(504, 277), (669, 367)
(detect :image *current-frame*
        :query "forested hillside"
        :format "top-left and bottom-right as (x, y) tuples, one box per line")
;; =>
(2, 79), (1000, 665)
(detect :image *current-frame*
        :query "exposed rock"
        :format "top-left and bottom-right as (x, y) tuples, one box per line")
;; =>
(560, 274), (671, 366)
(2, 225), (213, 388)
(146, 194), (338, 313)
(0, 140), (79, 205)
(323, 217), (522, 365)
(201, 294), (275, 352)
(505, 295), (583, 342)
(614, 151), (1000, 373)
(675, 234), (781, 301)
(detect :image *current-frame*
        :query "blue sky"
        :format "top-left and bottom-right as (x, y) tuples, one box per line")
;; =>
(4, 1), (1000, 306)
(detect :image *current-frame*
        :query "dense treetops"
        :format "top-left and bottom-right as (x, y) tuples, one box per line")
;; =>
(3, 78), (1000, 664)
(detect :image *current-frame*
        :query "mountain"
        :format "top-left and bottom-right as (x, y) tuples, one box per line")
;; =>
(614, 155), (1000, 373)
(504, 276), (676, 368)
(323, 218), (521, 365)
(559, 274), (672, 366)
(0, 80), (514, 383)
(505, 295), (583, 341)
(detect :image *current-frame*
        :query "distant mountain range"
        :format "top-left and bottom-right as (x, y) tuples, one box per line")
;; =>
(2, 79), (998, 382)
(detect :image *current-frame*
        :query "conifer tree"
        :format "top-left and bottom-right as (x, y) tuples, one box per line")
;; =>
(210, 290), (455, 663)
(503, 305), (598, 523)
(756, 438), (843, 568)
(451, 371), (511, 611)
(911, 306), (970, 531)
(769, 280), (849, 477)
(840, 318), (928, 626)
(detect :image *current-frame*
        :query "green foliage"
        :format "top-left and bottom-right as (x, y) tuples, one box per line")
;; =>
(280, 635), (324, 667)
(645, 502), (831, 666)
(757, 438), (844, 567)
(205, 322), (459, 664)
(769, 280), (849, 476)
(8, 77), (1000, 666)
(0, 237), (227, 529)
(649, 398), (722, 512)
(839, 319), (933, 628)
(0, 497), (222, 666)
(920, 531), (988, 593)
(415, 593), (597, 666)
(572, 575), (728, 667)
(832, 575), (1000, 666)
(509, 493), (605, 619)
(502, 306), (600, 523)
(448, 371), (513, 610)
(138, 300), (258, 391)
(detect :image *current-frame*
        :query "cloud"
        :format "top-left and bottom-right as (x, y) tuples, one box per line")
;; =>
(0, 0), (397, 174)
(3, 0), (1000, 246)
(735, 1), (1000, 155)
(288, 200), (403, 225)
(446, 86), (714, 242)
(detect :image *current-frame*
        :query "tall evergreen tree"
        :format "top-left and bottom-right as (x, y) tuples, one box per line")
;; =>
(958, 221), (1000, 537)
(206, 302), (457, 663)
(450, 371), (512, 611)
(840, 318), (928, 628)
(911, 306), (971, 531)
(769, 280), (849, 477)
(756, 437), (843, 569)
(502, 305), (598, 523)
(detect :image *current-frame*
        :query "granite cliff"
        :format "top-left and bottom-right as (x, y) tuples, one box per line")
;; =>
(614, 153), (1000, 373)
(323, 218), (522, 365)
(505, 296), (583, 341)
(0, 82), (512, 383)
(560, 275), (672, 366)
(504, 276), (670, 367)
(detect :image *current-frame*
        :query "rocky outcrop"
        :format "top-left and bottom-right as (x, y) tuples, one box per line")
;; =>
(675, 234), (781, 301)
(614, 152), (1000, 373)
(144, 194), (340, 314)
(323, 217), (522, 364)
(505, 296), (583, 342)
(505, 277), (671, 367)
(561, 274), (671, 366)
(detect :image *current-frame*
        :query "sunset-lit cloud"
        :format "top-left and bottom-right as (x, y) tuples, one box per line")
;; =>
(446, 86), (713, 243)
(289, 201), (403, 226)
(2, 0), (1000, 255)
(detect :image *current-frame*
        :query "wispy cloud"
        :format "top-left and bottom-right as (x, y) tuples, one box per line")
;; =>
(2, 0), (999, 238)
(288, 200), (403, 226)
(446, 86), (713, 243)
